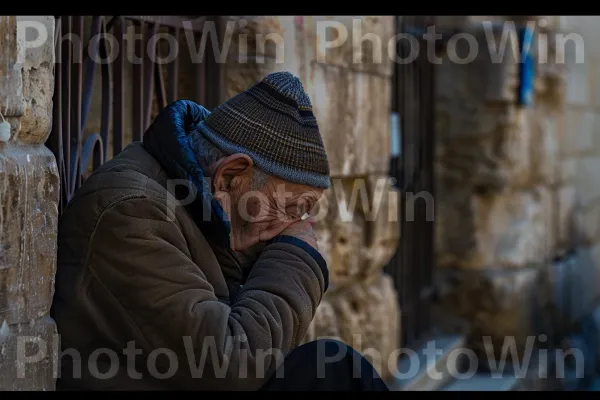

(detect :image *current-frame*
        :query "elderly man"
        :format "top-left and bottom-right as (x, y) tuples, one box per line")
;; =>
(52, 72), (389, 391)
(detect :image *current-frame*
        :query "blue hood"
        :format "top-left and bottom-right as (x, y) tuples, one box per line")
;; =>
(142, 100), (231, 246)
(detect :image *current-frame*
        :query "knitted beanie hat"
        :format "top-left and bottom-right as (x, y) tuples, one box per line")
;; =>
(195, 72), (331, 189)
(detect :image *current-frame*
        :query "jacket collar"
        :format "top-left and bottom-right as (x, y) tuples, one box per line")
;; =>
(142, 100), (231, 247)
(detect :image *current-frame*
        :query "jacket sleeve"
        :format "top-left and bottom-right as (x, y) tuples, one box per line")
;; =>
(88, 196), (328, 390)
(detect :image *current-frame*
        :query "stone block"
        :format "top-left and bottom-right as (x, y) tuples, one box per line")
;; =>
(297, 16), (394, 78)
(434, 267), (551, 370)
(436, 26), (519, 104)
(531, 110), (561, 186)
(303, 273), (400, 380)
(313, 177), (366, 290)
(556, 185), (577, 252)
(0, 16), (25, 118)
(575, 200), (600, 246)
(535, 30), (566, 109)
(538, 16), (561, 31)
(565, 61), (590, 106)
(221, 58), (281, 99)
(0, 316), (57, 390)
(436, 187), (552, 270)
(539, 185), (558, 258)
(505, 108), (534, 188)
(223, 16), (286, 61)
(436, 104), (549, 191)
(15, 17), (55, 145)
(563, 108), (595, 156)
(313, 174), (398, 289)
(435, 100), (515, 141)
(305, 64), (391, 176)
(560, 158), (578, 184)
(364, 175), (400, 274)
(576, 155), (600, 208)
(591, 59), (600, 108)
(550, 249), (600, 328)
(0, 144), (59, 324)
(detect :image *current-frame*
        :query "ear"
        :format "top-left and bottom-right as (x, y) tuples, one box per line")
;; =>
(212, 153), (254, 192)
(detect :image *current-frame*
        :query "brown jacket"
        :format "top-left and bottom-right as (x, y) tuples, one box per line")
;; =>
(52, 138), (328, 390)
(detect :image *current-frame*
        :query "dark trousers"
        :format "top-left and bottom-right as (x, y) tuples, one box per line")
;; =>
(260, 339), (390, 391)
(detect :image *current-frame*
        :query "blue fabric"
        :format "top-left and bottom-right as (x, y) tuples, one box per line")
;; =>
(142, 100), (231, 246)
(268, 235), (329, 291)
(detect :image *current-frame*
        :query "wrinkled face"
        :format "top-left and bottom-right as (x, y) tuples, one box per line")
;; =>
(208, 153), (323, 253)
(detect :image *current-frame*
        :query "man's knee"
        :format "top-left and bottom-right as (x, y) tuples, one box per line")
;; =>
(294, 339), (357, 361)
(288, 339), (363, 378)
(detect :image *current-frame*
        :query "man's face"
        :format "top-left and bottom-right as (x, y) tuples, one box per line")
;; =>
(209, 153), (323, 252)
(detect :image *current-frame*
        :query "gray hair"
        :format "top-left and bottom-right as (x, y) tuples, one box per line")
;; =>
(189, 130), (269, 190)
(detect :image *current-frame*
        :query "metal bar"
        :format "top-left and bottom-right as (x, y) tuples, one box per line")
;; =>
(143, 22), (158, 129)
(167, 27), (180, 104)
(81, 16), (101, 130)
(50, 20), (66, 212)
(387, 15), (437, 350)
(71, 16), (84, 192)
(194, 29), (207, 106)
(99, 17), (112, 167)
(60, 16), (72, 202)
(204, 16), (222, 108)
(155, 60), (168, 110)
(132, 22), (145, 142)
(112, 17), (125, 157)
(47, 15), (220, 213)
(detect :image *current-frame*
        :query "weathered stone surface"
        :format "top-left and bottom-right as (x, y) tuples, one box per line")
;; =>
(222, 58), (280, 100)
(434, 267), (550, 369)
(312, 175), (399, 289)
(303, 273), (400, 380)
(0, 144), (59, 324)
(565, 61), (590, 107)
(436, 188), (552, 269)
(437, 106), (560, 192)
(436, 99), (515, 142)
(15, 17), (55, 145)
(305, 65), (391, 176)
(564, 108), (594, 156)
(297, 16), (394, 77)
(313, 177), (366, 289)
(531, 108), (561, 186)
(0, 16), (25, 118)
(0, 316), (57, 390)
(215, 17), (301, 101)
(550, 248), (600, 327)
(535, 32), (566, 109)
(436, 28), (519, 104)
(556, 185), (576, 251)
(364, 175), (400, 273)
(223, 16), (287, 61)
(576, 155), (600, 208)
(576, 200), (600, 245)
(560, 157), (577, 184)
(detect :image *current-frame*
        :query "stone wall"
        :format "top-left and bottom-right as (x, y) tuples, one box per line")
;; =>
(0, 16), (58, 390)
(219, 16), (401, 379)
(555, 16), (600, 322)
(432, 16), (568, 367)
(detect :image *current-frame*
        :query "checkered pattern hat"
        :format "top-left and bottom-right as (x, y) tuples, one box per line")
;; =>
(196, 72), (331, 188)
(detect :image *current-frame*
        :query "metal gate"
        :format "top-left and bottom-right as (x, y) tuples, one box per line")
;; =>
(46, 16), (222, 212)
(386, 16), (437, 350)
